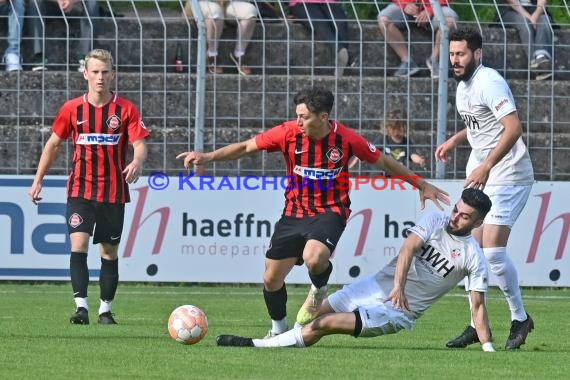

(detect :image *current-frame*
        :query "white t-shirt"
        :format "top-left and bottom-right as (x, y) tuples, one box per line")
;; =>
(376, 211), (488, 319)
(456, 64), (534, 185)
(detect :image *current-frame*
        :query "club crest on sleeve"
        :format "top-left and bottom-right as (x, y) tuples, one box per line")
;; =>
(367, 142), (377, 152)
(68, 213), (83, 228)
(326, 147), (343, 163)
(106, 115), (122, 130)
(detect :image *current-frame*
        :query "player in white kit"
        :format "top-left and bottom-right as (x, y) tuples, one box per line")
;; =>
(435, 28), (534, 350)
(217, 189), (496, 352)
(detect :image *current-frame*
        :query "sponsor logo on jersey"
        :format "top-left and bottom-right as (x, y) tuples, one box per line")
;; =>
(68, 213), (83, 228)
(450, 248), (461, 259)
(326, 147), (343, 163)
(495, 98), (509, 112)
(107, 115), (122, 130)
(418, 244), (455, 278)
(293, 165), (343, 179)
(76, 133), (121, 145)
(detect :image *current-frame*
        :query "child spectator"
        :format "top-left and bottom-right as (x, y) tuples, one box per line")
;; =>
(349, 109), (427, 170)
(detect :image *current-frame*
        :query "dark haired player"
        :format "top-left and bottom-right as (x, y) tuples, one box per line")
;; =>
(436, 29), (534, 349)
(178, 86), (449, 338)
(217, 189), (496, 352)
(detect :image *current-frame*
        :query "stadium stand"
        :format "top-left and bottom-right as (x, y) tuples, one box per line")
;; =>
(0, 1), (568, 180)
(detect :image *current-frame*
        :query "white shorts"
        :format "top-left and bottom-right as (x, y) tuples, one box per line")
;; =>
(199, 1), (258, 20)
(483, 185), (532, 227)
(328, 275), (415, 337)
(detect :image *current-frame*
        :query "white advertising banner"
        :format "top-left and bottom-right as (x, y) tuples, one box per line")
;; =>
(1, 175), (568, 286)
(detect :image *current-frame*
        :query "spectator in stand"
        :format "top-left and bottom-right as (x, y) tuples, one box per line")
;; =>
(378, 0), (458, 78)
(497, 0), (554, 80)
(349, 109), (427, 171)
(184, 0), (258, 76)
(288, 0), (355, 77)
(0, 0), (25, 71)
(28, 0), (101, 72)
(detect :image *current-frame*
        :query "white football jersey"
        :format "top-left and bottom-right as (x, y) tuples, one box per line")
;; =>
(376, 211), (488, 319)
(456, 64), (534, 185)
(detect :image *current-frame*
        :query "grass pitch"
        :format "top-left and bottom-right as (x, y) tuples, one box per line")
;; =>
(0, 283), (568, 379)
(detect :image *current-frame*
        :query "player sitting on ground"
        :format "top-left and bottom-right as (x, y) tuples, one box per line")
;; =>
(217, 188), (496, 352)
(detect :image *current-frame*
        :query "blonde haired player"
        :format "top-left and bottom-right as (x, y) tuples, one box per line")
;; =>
(29, 49), (149, 325)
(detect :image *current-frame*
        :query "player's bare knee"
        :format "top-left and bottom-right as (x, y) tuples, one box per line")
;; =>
(263, 273), (285, 291)
(100, 243), (119, 260)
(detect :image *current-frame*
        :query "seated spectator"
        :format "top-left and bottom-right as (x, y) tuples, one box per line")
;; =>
(184, 0), (257, 76)
(28, 0), (100, 72)
(349, 109), (427, 170)
(497, 0), (554, 80)
(378, 0), (458, 78)
(0, 0), (25, 71)
(288, 0), (355, 77)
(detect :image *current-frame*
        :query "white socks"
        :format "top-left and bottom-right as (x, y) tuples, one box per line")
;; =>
(484, 247), (527, 321)
(74, 297), (88, 310)
(98, 300), (113, 315)
(73, 298), (113, 315)
(271, 317), (288, 335)
(253, 325), (305, 348)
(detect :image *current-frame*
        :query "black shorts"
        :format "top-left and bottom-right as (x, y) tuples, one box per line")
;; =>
(266, 211), (346, 265)
(66, 198), (125, 245)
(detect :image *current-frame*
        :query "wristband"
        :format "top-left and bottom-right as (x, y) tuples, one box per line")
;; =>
(482, 342), (495, 352)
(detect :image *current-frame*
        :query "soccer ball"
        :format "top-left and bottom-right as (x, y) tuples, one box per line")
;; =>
(168, 305), (208, 345)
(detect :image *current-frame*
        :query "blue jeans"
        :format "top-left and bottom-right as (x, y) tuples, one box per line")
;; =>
(0, 0), (25, 56)
(501, 8), (553, 60)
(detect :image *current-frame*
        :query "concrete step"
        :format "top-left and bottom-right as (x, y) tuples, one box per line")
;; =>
(2, 119), (569, 181)
(1, 13), (567, 78)
(0, 72), (567, 131)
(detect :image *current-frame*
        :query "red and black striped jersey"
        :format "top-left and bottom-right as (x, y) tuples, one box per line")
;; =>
(255, 120), (381, 219)
(52, 93), (149, 204)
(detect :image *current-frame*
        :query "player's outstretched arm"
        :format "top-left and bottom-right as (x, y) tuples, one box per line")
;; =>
(29, 133), (64, 204)
(375, 154), (450, 210)
(470, 290), (495, 352)
(176, 137), (260, 169)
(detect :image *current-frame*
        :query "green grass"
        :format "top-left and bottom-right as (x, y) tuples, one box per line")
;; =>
(1, 283), (568, 379)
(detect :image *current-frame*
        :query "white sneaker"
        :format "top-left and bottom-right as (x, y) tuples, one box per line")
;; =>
(5, 53), (22, 72)
(296, 285), (328, 325)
